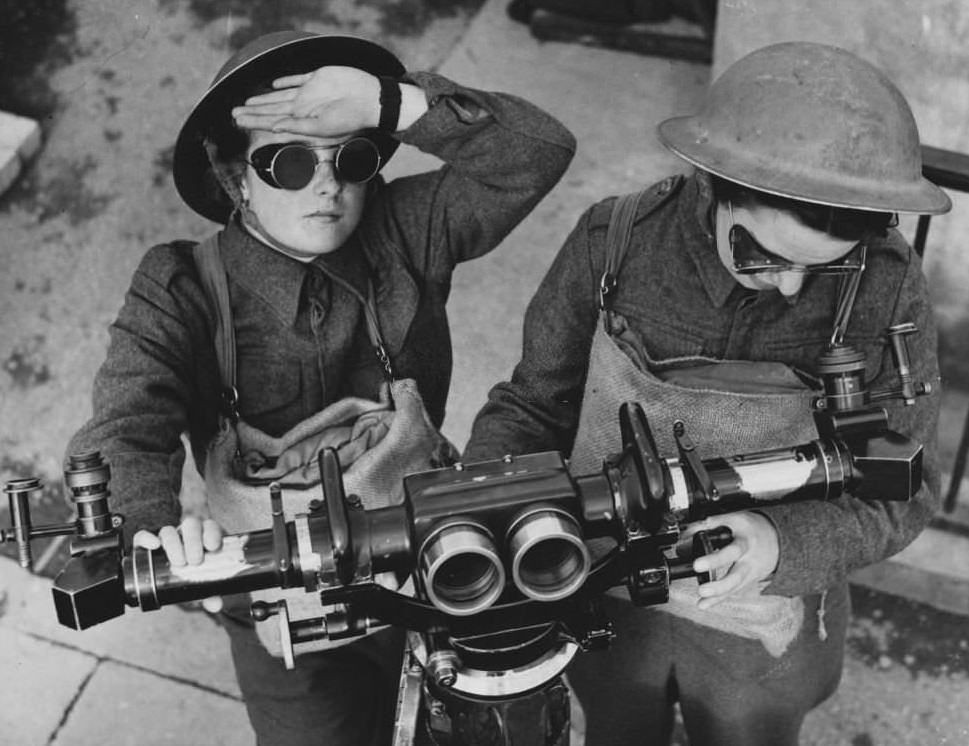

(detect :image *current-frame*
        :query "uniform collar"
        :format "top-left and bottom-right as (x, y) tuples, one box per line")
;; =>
(679, 172), (735, 308)
(218, 218), (305, 323)
(219, 217), (367, 325)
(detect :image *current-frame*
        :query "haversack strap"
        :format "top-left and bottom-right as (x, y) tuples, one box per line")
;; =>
(192, 235), (239, 421)
(599, 190), (646, 314)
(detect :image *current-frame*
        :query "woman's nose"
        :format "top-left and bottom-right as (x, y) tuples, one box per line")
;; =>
(311, 159), (342, 195)
(771, 271), (805, 298)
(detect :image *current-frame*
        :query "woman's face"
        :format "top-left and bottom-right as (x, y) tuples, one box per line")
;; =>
(715, 200), (859, 298)
(239, 128), (368, 259)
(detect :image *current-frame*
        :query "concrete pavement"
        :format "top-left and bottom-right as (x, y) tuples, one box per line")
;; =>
(2, 0), (968, 744)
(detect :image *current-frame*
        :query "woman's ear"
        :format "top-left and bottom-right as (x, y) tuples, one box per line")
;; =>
(239, 171), (250, 204)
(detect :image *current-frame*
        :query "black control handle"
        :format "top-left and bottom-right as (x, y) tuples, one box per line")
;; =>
(692, 526), (733, 584)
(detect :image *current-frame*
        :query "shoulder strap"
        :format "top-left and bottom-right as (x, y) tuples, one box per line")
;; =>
(320, 270), (396, 382)
(192, 235), (239, 421)
(597, 176), (685, 322)
(598, 190), (647, 317)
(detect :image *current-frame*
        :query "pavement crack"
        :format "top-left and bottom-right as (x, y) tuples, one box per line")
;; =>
(21, 628), (244, 706)
(107, 660), (245, 702)
(47, 664), (98, 745)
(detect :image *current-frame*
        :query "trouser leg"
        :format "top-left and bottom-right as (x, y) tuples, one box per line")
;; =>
(567, 596), (677, 745)
(220, 610), (405, 746)
(675, 584), (849, 746)
(567, 585), (849, 746)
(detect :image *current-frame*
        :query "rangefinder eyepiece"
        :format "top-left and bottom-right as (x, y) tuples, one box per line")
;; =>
(64, 451), (114, 538)
(419, 520), (506, 616)
(507, 505), (590, 602)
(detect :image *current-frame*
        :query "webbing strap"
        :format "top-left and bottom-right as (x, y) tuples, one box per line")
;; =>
(191, 234), (397, 415)
(237, 206), (395, 382)
(599, 191), (646, 314)
(323, 271), (396, 382)
(599, 190), (648, 337)
(192, 235), (238, 419)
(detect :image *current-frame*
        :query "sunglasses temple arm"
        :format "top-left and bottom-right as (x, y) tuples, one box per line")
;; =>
(830, 267), (864, 346)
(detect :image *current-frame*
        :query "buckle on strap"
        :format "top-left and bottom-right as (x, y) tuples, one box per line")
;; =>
(374, 343), (396, 383)
(599, 272), (617, 312)
(220, 386), (240, 423)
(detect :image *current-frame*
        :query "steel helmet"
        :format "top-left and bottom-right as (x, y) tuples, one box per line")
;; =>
(658, 41), (951, 215)
(173, 31), (406, 224)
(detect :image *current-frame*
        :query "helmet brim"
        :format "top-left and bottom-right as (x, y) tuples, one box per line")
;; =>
(173, 34), (406, 224)
(658, 115), (952, 216)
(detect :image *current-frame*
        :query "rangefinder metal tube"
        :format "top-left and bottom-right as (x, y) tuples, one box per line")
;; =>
(506, 504), (591, 602)
(124, 498), (415, 612)
(663, 439), (853, 518)
(125, 529), (294, 610)
(419, 519), (506, 616)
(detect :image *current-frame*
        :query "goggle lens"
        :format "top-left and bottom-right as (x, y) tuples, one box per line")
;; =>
(729, 225), (867, 275)
(334, 138), (383, 183)
(249, 137), (382, 190)
(271, 145), (317, 190)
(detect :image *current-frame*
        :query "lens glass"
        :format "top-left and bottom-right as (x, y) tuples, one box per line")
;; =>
(335, 138), (381, 183)
(435, 553), (499, 602)
(272, 145), (318, 190)
(249, 139), (382, 190)
(730, 225), (866, 275)
(520, 539), (584, 590)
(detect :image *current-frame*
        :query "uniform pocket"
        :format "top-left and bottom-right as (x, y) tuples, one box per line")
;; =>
(610, 303), (708, 361)
(236, 356), (304, 436)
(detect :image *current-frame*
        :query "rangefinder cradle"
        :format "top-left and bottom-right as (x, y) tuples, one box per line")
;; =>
(2, 325), (929, 746)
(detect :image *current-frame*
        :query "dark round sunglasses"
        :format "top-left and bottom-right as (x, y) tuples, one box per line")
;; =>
(246, 137), (382, 191)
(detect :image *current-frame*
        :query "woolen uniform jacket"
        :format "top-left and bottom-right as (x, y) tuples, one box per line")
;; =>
(68, 72), (576, 540)
(464, 171), (941, 600)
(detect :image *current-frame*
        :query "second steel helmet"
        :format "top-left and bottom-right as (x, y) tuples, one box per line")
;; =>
(658, 42), (950, 215)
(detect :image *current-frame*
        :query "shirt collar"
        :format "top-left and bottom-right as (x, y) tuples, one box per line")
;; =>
(218, 218), (369, 325)
(219, 218), (310, 324)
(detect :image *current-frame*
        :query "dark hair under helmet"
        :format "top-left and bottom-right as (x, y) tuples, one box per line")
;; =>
(172, 31), (406, 224)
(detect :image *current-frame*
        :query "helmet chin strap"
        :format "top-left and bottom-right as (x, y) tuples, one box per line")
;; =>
(203, 138), (318, 262)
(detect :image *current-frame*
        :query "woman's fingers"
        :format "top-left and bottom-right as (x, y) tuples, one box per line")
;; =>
(132, 519), (223, 568)
(232, 109), (291, 129)
(180, 518), (204, 565)
(242, 88), (299, 107)
(201, 596), (224, 614)
(235, 102), (295, 121)
(201, 518), (223, 553)
(696, 569), (749, 609)
(271, 73), (312, 89)
(693, 539), (742, 576)
(684, 512), (780, 609)
(158, 524), (186, 566)
(132, 529), (161, 550)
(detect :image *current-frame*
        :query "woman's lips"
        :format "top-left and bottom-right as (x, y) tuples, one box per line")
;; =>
(306, 211), (341, 223)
